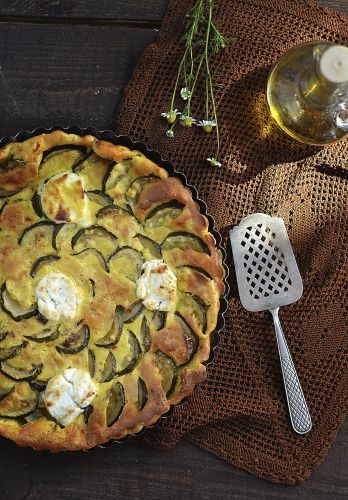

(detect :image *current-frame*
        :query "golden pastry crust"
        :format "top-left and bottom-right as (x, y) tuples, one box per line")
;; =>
(0, 131), (225, 451)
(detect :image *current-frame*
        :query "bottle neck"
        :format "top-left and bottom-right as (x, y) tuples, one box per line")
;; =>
(300, 47), (348, 110)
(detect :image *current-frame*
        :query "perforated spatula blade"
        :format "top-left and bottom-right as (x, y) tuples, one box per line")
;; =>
(230, 213), (312, 435)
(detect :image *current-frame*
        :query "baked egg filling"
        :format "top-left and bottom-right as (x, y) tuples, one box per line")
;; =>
(44, 368), (96, 426)
(35, 272), (81, 321)
(39, 172), (89, 224)
(136, 259), (177, 311)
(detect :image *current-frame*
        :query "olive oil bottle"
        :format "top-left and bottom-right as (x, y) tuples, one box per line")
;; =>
(266, 42), (348, 145)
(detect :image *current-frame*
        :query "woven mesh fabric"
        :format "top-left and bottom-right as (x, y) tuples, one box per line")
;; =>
(115, 0), (348, 484)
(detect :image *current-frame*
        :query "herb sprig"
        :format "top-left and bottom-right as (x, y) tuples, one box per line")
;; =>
(161, 0), (232, 168)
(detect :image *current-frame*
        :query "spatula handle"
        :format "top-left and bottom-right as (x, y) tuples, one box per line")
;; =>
(270, 308), (312, 434)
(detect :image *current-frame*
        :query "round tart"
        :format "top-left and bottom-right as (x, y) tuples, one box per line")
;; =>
(0, 130), (225, 451)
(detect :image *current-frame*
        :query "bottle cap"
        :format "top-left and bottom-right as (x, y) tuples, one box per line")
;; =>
(319, 45), (348, 84)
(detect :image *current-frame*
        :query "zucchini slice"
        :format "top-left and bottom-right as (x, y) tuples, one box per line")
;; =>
(125, 175), (160, 206)
(100, 351), (116, 383)
(161, 232), (211, 255)
(108, 247), (143, 282)
(174, 312), (199, 363)
(56, 324), (90, 354)
(18, 220), (57, 246)
(71, 225), (118, 255)
(0, 201), (8, 217)
(35, 314), (49, 325)
(0, 383), (39, 419)
(121, 302), (144, 324)
(140, 312), (165, 351)
(0, 283), (38, 322)
(0, 386), (14, 402)
(72, 248), (109, 273)
(106, 381), (125, 426)
(137, 378), (148, 411)
(144, 201), (184, 226)
(84, 404), (94, 424)
(140, 316), (151, 352)
(30, 380), (47, 392)
(52, 222), (77, 251)
(95, 307), (123, 347)
(89, 278), (96, 297)
(152, 311), (167, 331)
(24, 409), (44, 423)
(116, 330), (142, 376)
(0, 188), (22, 199)
(86, 190), (113, 206)
(0, 156), (25, 169)
(41, 145), (88, 163)
(96, 204), (132, 219)
(101, 162), (117, 192)
(156, 351), (178, 397)
(135, 233), (162, 259)
(39, 149), (89, 182)
(31, 192), (44, 218)
(0, 332), (8, 342)
(71, 151), (94, 173)
(30, 254), (60, 278)
(0, 362), (43, 382)
(25, 326), (60, 343)
(177, 264), (213, 281)
(0, 343), (25, 361)
(88, 349), (96, 378)
(177, 294), (207, 334)
(96, 205), (139, 240)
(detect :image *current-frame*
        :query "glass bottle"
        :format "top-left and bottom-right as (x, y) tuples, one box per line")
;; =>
(266, 42), (348, 145)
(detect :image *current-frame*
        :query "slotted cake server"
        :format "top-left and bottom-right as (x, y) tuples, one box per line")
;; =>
(229, 213), (312, 434)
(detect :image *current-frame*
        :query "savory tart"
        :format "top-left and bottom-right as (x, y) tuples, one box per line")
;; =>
(0, 131), (224, 451)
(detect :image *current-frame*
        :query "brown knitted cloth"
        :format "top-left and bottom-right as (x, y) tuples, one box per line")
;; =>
(115, 0), (348, 484)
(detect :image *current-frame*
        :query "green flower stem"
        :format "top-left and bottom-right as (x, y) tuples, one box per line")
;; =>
(205, 0), (220, 155)
(205, 72), (209, 120)
(186, 54), (204, 116)
(169, 49), (188, 113)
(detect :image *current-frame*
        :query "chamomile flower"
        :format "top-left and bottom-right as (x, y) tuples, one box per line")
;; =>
(180, 115), (196, 127)
(166, 129), (174, 138)
(197, 120), (217, 133)
(180, 87), (192, 100)
(207, 157), (222, 168)
(161, 109), (180, 124)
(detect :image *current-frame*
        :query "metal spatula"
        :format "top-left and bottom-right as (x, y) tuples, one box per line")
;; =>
(229, 213), (312, 435)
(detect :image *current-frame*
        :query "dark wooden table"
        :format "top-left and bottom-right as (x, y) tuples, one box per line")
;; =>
(0, 1), (347, 499)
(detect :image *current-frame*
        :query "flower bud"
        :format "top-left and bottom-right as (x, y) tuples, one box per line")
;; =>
(183, 117), (194, 127)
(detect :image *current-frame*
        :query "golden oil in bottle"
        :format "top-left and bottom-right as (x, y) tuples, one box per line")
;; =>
(266, 42), (348, 145)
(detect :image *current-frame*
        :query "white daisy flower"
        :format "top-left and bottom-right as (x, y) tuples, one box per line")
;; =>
(207, 157), (222, 167)
(197, 120), (217, 132)
(180, 115), (196, 127)
(180, 87), (192, 100)
(161, 109), (180, 124)
(166, 129), (174, 138)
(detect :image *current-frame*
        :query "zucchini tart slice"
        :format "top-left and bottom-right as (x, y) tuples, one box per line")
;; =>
(0, 130), (225, 451)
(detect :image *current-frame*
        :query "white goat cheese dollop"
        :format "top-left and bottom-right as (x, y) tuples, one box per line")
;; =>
(136, 259), (177, 311)
(35, 272), (81, 321)
(39, 172), (89, 224)
(44, 368), (96, 427)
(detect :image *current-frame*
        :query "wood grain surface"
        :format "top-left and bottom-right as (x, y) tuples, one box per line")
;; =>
(0, 1), (347, 499)
(0, 0), (347, 18)
(0, 0), (166, 21)
(0, 421), (347, 500)
(0, 23), (157, 136)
